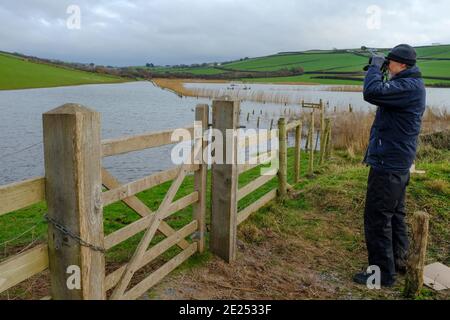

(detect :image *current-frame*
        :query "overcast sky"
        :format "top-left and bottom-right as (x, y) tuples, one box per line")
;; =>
(1, 0), (449, 66)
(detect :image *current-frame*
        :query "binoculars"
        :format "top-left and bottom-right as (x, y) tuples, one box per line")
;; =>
(363, 54), (390, 75)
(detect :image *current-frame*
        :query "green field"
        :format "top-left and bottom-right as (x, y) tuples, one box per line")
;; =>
(146, 45), (450, 86)
(0, 53), (127, 90)
(2, 44), (450, 90)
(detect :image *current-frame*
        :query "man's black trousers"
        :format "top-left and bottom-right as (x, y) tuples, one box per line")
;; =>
(364, 167), (410, 282)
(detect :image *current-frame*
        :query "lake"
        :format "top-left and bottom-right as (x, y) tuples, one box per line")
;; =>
(1, 81), (449, 185)
(184, 82), (450, 111)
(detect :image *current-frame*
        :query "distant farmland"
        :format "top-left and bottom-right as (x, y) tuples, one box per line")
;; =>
(0, 53), (126, 90)
(146, 45), (450, 87)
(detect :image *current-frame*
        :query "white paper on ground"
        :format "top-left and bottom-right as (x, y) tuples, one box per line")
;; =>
(423, 262), (450, 291)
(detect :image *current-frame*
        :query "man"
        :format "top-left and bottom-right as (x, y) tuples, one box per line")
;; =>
(354, 44), (426, 287)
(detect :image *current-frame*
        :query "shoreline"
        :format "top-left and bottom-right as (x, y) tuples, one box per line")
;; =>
(0, 79), (133, 92)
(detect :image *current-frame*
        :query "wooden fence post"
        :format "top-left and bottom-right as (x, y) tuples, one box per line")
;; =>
(278, 118), (287, 200)
(325, 119), (333, 160)
(43, 104), (105, 300)
(305, 126), (310, 150)
(210, 99), (240, 263)
(314, 130), (320, 152)
(294, 122), (303, 183)
(319, 119), (331, 165)
(194, 104), (209, 254)
(404, 211), (430, 298)
(319, 99), (325, 158)
(308, 111), (315, 177)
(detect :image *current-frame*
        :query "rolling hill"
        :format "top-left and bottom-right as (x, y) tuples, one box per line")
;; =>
(146, 45), (450, 87)
(0, 53), (126, 90)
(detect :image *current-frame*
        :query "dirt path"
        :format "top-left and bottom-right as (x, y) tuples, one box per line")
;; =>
(149, 217), (402, 300)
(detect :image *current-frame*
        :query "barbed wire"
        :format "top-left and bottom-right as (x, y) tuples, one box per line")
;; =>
(0, 223), (42, 248)
(1, 212), (106, 261)
(0, 142), (42, 160)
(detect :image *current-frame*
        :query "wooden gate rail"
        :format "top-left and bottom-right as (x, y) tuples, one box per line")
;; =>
(102, 126), (195, 157)
(0, 177), (46, 217)
(102, 164), (199, 206)
(0, 99), (327, 299)
(100, 105), (208, 300)
(237, 190), (278, 225)
(104, 191), (199, 250)
(238, 151), (274, 174)
(105, 220), (198, 291)
(0, 244), (49, 293)
(0, 177), (49, 295)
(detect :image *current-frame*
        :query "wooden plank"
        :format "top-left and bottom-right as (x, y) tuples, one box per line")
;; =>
(404, 211), (430, 298)
(101, 168), (189, 250)
(102, 126), (195, 157)
(238, 174), (276, 201)
(294, 122), (303, 183)
(319, 119), (331, 165)
(238, 151), (274, 174)
(286, 120), (302, 132)
(193, 105), (209, 253)
(102, 165), (199, 206)
(105, 192), (198, 250)
(105, 221), (198, 291)
(238, 131), (272, 148)
(43, 104), (105, 300)
(102, 168), (150, 218)
(308, 111), (315, 177)
(325, 120), (332, 160)
(302, 103), (321, 109)
(0, 244), (49, 293)
(210, 100), (240, 263)
(122, 243), (198, 300)
(0, 177), (45, 217)
(237, 189), (277, 225)
(110, 166), (188, 299)
(278, 118), (287, 200)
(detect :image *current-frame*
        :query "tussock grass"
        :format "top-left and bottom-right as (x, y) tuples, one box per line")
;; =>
(424, 179), (450, 195)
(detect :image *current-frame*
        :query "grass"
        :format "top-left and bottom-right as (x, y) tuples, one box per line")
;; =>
(0, 147), (290, 299)
(1, 138), (449, 299)
(0, 53), (127, 90)
(147, 145), (449, 300)
(226, 52), (367, 73)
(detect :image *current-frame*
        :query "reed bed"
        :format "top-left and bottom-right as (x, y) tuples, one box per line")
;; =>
(188, 87), (303, 105)
(329, 107), (450, 154)
(153, 78), (449, 154)
(325, 85), (363, 92)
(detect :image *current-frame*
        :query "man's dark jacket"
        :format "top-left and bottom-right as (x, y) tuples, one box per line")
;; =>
(363, 65), (426, 172)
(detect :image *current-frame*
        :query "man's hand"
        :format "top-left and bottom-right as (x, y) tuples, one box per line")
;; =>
(364, 53), (386, 71)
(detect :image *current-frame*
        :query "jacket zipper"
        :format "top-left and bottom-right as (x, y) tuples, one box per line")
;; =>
(379, 138), (384, 165)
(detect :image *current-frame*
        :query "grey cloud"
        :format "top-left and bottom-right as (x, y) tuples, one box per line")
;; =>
(0, 0), (449, 66)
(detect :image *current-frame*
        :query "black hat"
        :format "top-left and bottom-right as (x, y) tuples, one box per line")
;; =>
(387, 44), (417, 66)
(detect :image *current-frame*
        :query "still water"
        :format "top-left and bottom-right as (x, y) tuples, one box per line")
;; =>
(1, 81), (449, 184)
(0, 82), (296, 184)
(185, 82), (450, 111)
